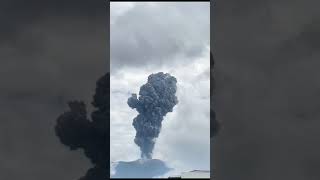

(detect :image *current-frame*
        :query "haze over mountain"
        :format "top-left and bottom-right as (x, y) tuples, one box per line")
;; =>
(111, 159), (171, 178)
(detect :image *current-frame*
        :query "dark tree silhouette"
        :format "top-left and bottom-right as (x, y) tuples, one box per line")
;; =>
(55, 73), (109, 180)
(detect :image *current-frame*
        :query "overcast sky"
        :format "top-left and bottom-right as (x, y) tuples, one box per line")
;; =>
(0, 1), (107, 179)
(110, 2), (210, 177)
(213, 0), (320, 180)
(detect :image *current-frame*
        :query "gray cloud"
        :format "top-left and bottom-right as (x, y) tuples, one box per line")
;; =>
(212, 0), (320, 179)
(0, 1), (108, 180)
(111, 2), (209, 70)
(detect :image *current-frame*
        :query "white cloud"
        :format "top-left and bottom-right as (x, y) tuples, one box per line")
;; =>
(110, 2), (210, 70)
(110, 2), (135, 24)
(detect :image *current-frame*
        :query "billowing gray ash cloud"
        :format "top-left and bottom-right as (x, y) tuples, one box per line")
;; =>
(55, 73), (109, 180)
(127, 72), (178, 159)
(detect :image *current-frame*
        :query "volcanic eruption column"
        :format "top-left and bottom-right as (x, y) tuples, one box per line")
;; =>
(55, 73), (109, 180)
(127, 72), (178, 159)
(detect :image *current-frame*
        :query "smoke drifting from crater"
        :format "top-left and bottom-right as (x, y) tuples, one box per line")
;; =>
(127, 72), (178, 159)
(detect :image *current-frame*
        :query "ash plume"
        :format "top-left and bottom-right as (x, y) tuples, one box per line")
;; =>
(211, 52), (220, 137)
(55, 73), (109, 180)
(127, 72), (178, 159)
